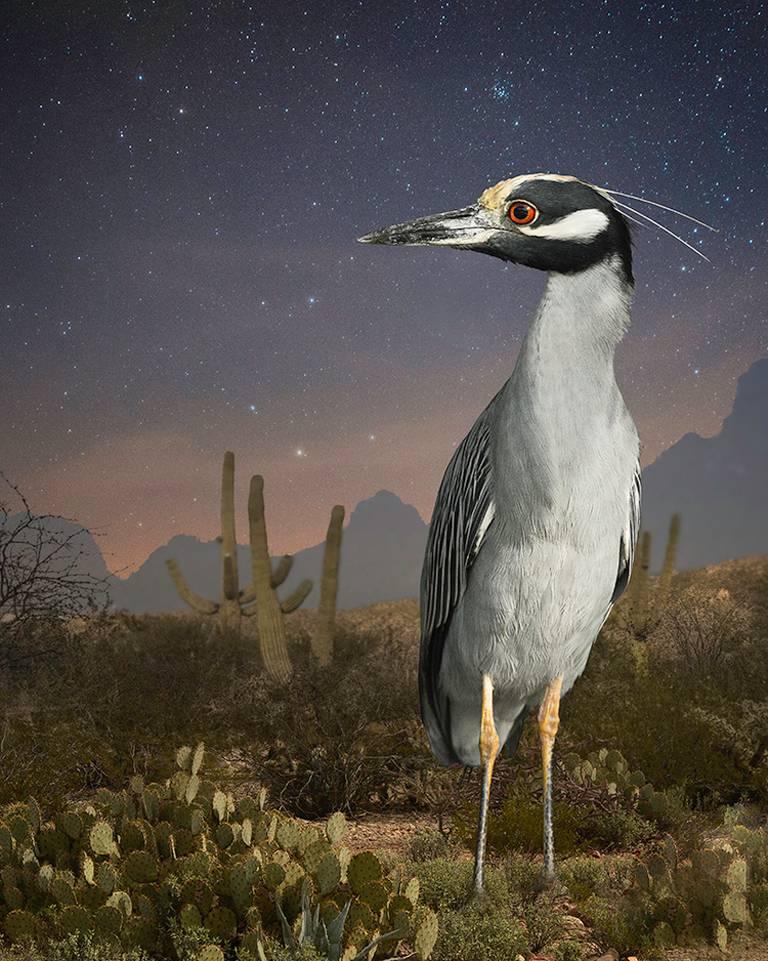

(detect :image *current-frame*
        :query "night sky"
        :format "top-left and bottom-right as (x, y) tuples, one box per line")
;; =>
(2, 1), (766, 575)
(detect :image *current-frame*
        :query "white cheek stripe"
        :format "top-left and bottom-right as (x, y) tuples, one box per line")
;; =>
(518, 208), (609, 242)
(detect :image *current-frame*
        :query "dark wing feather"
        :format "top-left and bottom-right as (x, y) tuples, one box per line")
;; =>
(611, 462), (642, 605)
(419, 400), (496, 763)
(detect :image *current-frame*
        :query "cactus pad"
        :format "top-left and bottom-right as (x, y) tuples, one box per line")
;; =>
(129, 775), (145, 795)
(3, 910), (37, 942)
(51, 876), (77, 906)
(213, 791), (228, 823)
(179, 902), (202, 929)
(197, 946), (225, 961)
(404, 876), (420, 906)
(347, 851), (382, 894)
(89, 820), (115, 856)
(94, 904), (123, 935)
(176, 745), (193, 771)
(359, 879), (388, 913)
(205, 905), (237, 939)
(107, 890), (133, 918)
(216, 822), (234, 849)
(191, 742), (205, 776)
(181, 877), (215, 915)
(60, 905), (92, 935)
(413, 906), (439, 960)
(315, 851), (341, 895)
(263, 861), (285, 890)
(326, 811), (347, 844)
(124, 850), (159, 884)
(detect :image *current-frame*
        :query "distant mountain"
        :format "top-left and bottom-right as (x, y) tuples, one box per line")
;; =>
(641, 358), (768, 569)
(0, 513), (111, 584)
(110, 490), (428, 613)
(10, 359), (768, 612)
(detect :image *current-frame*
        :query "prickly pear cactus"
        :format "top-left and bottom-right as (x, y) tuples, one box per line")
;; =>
(0, 745), (430, 959)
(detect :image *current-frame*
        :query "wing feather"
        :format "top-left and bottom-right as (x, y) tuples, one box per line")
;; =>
(611, 462), (642, 604)
(419, 400), (496, 761)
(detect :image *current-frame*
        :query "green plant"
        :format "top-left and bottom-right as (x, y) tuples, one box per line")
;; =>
(0, 744), (434, 960)
(408, 859), (507, 912)
(406, 829), (456, 863)
(166, 452), (312, 676)
(657, 513), (681, 607)
(313, 505), (344, 666)
(456, 788), (584, 858)
(430, 903), (526, 961)
(0, 932), (151, 961)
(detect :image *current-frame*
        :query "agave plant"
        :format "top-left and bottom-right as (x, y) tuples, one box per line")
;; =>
(275, 881), (404, 961)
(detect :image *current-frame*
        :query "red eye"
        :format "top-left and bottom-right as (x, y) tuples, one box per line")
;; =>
(508, 200), (538, 225)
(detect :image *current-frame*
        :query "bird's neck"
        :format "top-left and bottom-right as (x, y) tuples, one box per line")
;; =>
(521, 255), (632, 369)
(493, 255), (636, 518)
(499, 254), (633, 458)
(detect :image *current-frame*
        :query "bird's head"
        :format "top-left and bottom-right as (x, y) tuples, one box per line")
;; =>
(358, 173), (633, 283)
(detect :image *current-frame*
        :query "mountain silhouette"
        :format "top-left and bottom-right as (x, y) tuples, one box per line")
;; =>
(110, 489), (428, 612)
(641, 358), (768, 569)
(10, 359), (768, 611)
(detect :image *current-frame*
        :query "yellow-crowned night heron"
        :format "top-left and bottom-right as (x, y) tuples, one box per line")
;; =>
(359, 173), (644, 893)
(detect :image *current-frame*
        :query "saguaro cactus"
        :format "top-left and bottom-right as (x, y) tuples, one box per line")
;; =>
(657, 513), (681, 607)
(312, 504), (345, 666)
(244, 474), (312, 681)
(166, 453), (312, 666)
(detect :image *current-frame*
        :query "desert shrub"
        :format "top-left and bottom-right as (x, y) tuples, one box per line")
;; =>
(563, 623), (765, 808)
(751, 882), (768, 929)
(502, 851), (541, 902)
(251, 940), (327, 961)
(408, 858), (508, 911)
(558, 854), (635, 903)
(453, 784), (641, 859)
(553, 941), (586, 961)
(519, 890), (564, 952)
(0, 615), (245, 806)
(579, 893), (651, 958)
(0, 933), (150, 960)
(581, 809), (656, 849)
(430, 903), (527, 961)
(0, 611), (435, 815)
(219, 622), (435, 815)
(453, 787), (585, 858)
(407, 828), (458, 862)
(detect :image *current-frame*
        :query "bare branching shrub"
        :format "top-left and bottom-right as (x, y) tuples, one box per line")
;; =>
(0, 475), (109, 665)
(653, 584), (752, 672)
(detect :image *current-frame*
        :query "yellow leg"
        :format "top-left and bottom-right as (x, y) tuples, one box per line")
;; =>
(539, 676), (563, 882)
(473, 674), (500, 895)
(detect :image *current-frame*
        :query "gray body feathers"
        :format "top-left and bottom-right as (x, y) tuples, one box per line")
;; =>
(419, 257), (641, 767)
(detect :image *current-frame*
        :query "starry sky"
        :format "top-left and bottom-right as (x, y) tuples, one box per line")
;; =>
(1, 0), (766, 575)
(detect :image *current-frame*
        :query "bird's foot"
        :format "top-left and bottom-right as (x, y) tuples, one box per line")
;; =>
(534, 865), (557, 892)
(467, 885), (494, 911)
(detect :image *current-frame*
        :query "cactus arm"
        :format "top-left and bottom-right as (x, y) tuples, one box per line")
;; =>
(280, 578), (313, 614)
(221, 451), (239, 601)
(240, 554), (294, 605)
(165, 559), (218, 615)
(312, 504), (344, 665)
(248, 475), (292, 681)
(270, 554), (293, 588)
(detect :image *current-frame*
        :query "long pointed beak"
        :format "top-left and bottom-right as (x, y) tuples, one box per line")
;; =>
(357, 205), (495, 248)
